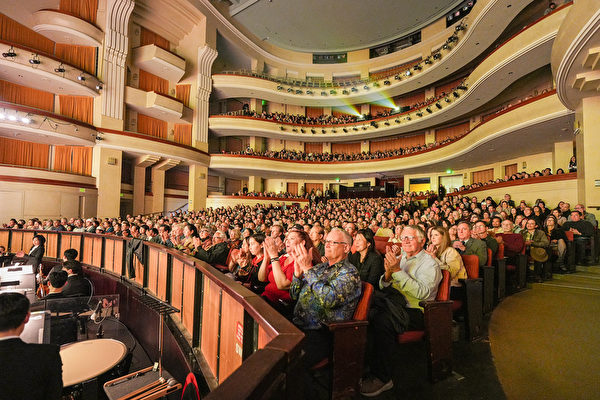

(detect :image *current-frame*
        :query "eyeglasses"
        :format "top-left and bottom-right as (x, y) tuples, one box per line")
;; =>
(400, 235), (416, 241)
(325, 240), (347, 246)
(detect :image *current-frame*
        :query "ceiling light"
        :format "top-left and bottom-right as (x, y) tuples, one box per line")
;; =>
(55, 63), (65, 73)
(330, 90), (337, 95)
(413, 65), (422, 71)
(416, 112), (423, 117)
(0, 113), (5, 120)
(287, 88), (293, 92)
(426, 107), (432, 113)
(424, 58), (431, 65)
(342, 90), (349, 95)
(292, 128), (298, 132)
(364, 85), (369, 90)
(353, 127), (358, 131)
(295, 89), (303, 94)
(29, 54), (41, 65)
(384, 121), (390, 126)
(306, 90), (313, 95)
(280, 126), (285, 130)
(331, 129), (336, 133)
(322, 129), (326, 134)
(373, 82), (380, 87)
(343, 128), (348, 133)
(300, 128), (305, 133)
(2, 46), (16, 58)
(405, 116), (411, 121)
(433, 53), (441, 60)
(394, 75), (401, 80)
(405, 70), (412, 77)
(442, 44), (450, 50)
(453, 91), (459, 98)
(445, 97), (451, 103)
(362, 126), (367, 130)
(395, 119), (400, 123)
(456, 24), (465, 32)
(457, 85), (468, 91)
(311, 129), (316, 134)
(77, 74), (86, 81)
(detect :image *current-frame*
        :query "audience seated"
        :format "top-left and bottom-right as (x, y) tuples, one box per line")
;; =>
(43, 271), (69, 299)
(61, 261), (92, 298)
(562, 211), (595, 265)
(424, 226), (467, 296)
(521, 218), (550, 282)
(347, 229), (385, 288)
(452, 222), (487, 267)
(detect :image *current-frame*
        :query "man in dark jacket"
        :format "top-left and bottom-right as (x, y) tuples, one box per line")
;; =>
(0, 293), (63, 400)
(194, 230), (229, 266)
(452, 222), (488, 266)
(61, 260), (92, 297)
(562, 211), (595, 264)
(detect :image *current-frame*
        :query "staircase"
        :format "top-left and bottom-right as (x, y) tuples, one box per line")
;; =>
(531, 265), (600, 295)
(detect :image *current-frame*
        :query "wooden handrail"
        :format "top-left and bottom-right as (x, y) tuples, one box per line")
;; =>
(0, 229), (304, 398)
(448, 172), (577, 197)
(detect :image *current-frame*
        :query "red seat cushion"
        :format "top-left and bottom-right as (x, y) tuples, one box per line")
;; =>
(452, 299), (463, 312)
(506, 264), (516, 272)
(398, 330), (425, 343)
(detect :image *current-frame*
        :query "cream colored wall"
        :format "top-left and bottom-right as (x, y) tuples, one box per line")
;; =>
(264, 177), (376, 194)
(265, 138), (304, 152)
(206, 196), (308, 209)
(0, 168), (98, 222)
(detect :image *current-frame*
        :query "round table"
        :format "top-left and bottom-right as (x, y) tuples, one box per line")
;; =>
(60, 339), (127, 387)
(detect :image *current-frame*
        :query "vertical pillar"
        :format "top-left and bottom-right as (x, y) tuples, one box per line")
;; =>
(361, 140), (369, 153)
(360, 104), (370, 117)
(133, 155), (160, 215)
(193, 46), (219, 152)
(188, 164), (208, 211)
(151, 159), (180, 214)
(250, 98), (262, 113)
(92, 147), (123, 218)
(100, 0), (134, 130)
(576, 97), (600, 213)
(424, 129), (435, 144)
(248, 176), (263, 193)
(553, 141), (573, 173)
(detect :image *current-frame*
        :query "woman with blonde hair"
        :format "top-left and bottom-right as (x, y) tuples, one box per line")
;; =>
(424, 226), (467, 294)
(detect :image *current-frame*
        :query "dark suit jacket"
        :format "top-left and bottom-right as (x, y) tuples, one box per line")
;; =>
(457, 238), (488, 266)
(195, 242), (229, 265)
(61, 275), (91, 297)
(25, 245), (45, 271)
(0, 338), (63, 400)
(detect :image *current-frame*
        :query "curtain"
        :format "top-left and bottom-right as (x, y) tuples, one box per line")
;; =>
(54, 146), (71, 172)
(59, 95), (93, 124)
(305, 107), (323, 118)
(59, 0), (98, 24)
(435, 78), (463, 97)
(332, 108), (353, 118)
(174, 124), (192, 146)
(53, 146), (92, 175)
(370, 134), (425, 152)
(370, 105), (392, 116)
(139, 70), (169, 96)
(472, 168), (494, 184)
(226, 137), (243, 153)
(55, 44), (97, 75)
(0, 13), (55, 54)
(287, 182), (298, 195)
(225, 178), (242, 195)
(176, 85), (191, 107)
(393, 91), (425, 108)
(140, 27), (170, 51)
(305, 183), (323, 194)
(137, 114), (167, 138)
(331, 142), (361, 155)
(0, 80), (54, 111)
(304, 143), (323, 153)
(504, 163), (518, 177)
(0, 137), (49, 168)
(435, 122), (470, 141)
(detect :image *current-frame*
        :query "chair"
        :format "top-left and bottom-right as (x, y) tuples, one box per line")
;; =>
(501, 233), (527, 292)
(495, 244), (506, 303)
(482, 248), (495, 314)
(312, 282), (374, 399)
(457, 255), (483, 341)
(214, 248), (235, 272)
(564, 230), (576, 272)
(397, 270), (453, 382)
(181, 372), (201, 400)
(373, 236), (391, 254)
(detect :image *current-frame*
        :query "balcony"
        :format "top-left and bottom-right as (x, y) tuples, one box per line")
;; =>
(125, 86), (188, 122)
(0, 42), (102, 97)
(132, 45), (186, 83)
(32, 9), (103, 47)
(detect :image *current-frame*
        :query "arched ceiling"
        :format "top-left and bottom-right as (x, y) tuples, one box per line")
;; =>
(215, 0), (465, 53)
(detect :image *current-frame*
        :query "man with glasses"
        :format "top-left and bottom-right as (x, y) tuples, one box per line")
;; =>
(193, 230), (229, 266)
(570, 204), (597, 228)
(361, 226), (441, 397)
(453, 222), (488, 267)
(289, 228), (361, 398)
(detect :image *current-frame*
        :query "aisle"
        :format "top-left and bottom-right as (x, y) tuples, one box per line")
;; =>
(489, 266), (600, 400)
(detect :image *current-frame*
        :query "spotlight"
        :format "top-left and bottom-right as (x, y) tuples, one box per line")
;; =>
(364, 85), (369, 90)
(416, 112), (423, 117)
(351, 87), (358, 92)
(435, 102), (442, 109)
(54, 63), (66, 73)
(0, 113), (4, 119)
(448, 35), (458, 43)
(453, 91), (459, 98)
(383, 80), (391, 85)
(21, 116), (31, 124)
(457, 85), (468, 91)
(426, 108), (432, 114)
(280, 126), (285, 130)
(77, 75), (86, 81)
(370, 121), (378, 128)
(292, 128), (298, 132)
(394, 75), (401, 80)
(413, 65), (422, 71)
(331, 129), (336, 133)
(322, 129), (326, 134)
(424, 58), (431, 65)
(342, 90), (349, 95)
(95, 84), (103, 90)
(343, 128), (348, 133)
(8, 115), (17, 121)
(330, 90), (337, 95)
(395, 119), (400, 123)
(95, 135), (103, 141)
(353, 127), (358, 131)
(405, 116), (411, 121)
(306, 90), (313, 95)
(433, 53), (442, 60)
(445, 97), (451, 103)
(384, 121), (390, 126)
(2, 46), (16, 58)
(277, 85), (284, 90)
(442, 44), (450, 50)
(287, 88), (293, 92)
(405, 70), (412, 77)
(29, 54), (41, 65)
(295, 89), (303, 94)
(373, 82), (380, 87)
(311, 129), (316, 134)
(362, 126), (367, 130)
(321, 91), (327, 96)
(456, 24), (465, 32)
(300, 128), (305, 133)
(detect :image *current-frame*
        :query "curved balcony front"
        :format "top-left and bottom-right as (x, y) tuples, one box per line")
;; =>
(0, 42), (102, 97)
(0, 101), (97, 145)
(32, 9), (103, 47)
(209, 93), (573, 178)
(209, 7), (568, 142)
(211, 0), (539, 106)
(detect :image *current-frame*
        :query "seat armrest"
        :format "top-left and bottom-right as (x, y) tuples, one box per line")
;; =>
(325, 320), (369, 331)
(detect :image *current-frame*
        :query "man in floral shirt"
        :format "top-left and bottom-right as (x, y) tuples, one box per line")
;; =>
(289, 228), (361, 396)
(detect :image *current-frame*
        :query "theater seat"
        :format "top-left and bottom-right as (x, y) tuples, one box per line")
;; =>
(482, 248), (495, 314)
(312, 281), (374, 399)
(397, 269), (453, 382)
(501, 233), (527, 292)
(214, 248), (235, 272)
(495, 244), (506, 303)
(457, 255), (483, 341)
(373, 236), (391, 254)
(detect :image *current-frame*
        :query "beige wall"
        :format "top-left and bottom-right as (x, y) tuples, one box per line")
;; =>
(206, 196), (308, 209)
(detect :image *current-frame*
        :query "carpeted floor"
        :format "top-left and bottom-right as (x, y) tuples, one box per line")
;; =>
(489, 267), (600, 400)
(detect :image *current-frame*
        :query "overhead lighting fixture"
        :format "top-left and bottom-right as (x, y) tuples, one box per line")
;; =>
(21, 116), (31, 124)
(292, 128), (298, 132)
(405, 70), (412, 77)
(2, 46), (16, 58)
(353, 127), (358, 131)
(424, 57), (431, 65)
(426, 107), (432, 114)
(394, 75), (401, 80)
(311, 129), (316, 134)
(416, 112), (423, 117)
(453, 91), (460, 98)
(96, 84), (103, 90)
(8, 115), (17, 121)
(29, 54), (41, 65)
(405, 116), (411, 121)
(445, 97), (451, 103)
(54, 63), (66, 73)
(330, 90), (337, 95)
(364, 85), (369, 90)
(384, 121), (390, 126)
(321, 91), (327, 96)
(277, 85), (284, 90)
(433, 53), (442, 60)
(331, 129), (336, 133)
(77, 74), (86, 81)
(300, 128), (305, 133)
(351, 87), (358, 92)
(306, 90), (313, 95)
(343, 128), (348, 133)
(280, 126), (285, 131)
(362, 126), (367, 130)
(321, 129), (326, 134)
(287, 88), (293, 92)
(395, 119), (400, 123)
(383, 80), (391, 85)
(457, 85), (468, 91)
(413, 65), (422, 71)
(456, 24), (465, 32)
(342, 90), (349, 95)
(373, 82), (380, 87)
(435, 102), (442, 109)
(0, 113), (5, 120)
(295, 89), (303, 94)
(442, 44), (450, 50)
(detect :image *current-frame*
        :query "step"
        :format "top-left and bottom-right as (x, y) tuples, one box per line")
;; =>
(553, 272), (600, 283)
(576, 265), (600, 275)
(531, 279), (600, 296)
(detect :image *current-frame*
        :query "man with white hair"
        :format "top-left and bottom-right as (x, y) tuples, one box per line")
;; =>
(193, 230), (229, 265)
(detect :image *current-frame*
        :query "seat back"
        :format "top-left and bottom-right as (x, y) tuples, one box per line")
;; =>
(564, 230), (574, 242)
(436, 270), (451, 301)
(497, 243), (505, 259)
(486, 248), (493, 266)
(353, 282), (374, 321)
(373, 236), (390, 254)
(225, 248), (235, 266)
(461, 254), (480, 279)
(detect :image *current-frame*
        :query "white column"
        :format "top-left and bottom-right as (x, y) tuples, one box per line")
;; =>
(193, 46), (218, 151)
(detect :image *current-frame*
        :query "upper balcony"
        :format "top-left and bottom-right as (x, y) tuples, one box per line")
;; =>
(132, 45), (186, 83)
(0, 101), (97, 146)
(32, 9), (103, 47)
(0, 41), (102, 97)
(125, 86), (192, 123)
(209, 6), (569, 142)
(209, 93), (574, 178)
(210, 0), (538, 106)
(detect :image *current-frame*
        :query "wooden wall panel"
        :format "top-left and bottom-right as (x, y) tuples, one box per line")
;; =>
(104, 238), (115, 274)
(157, 252), (168, 301)
(218, 292), (244, 381)
(0, 230), (9, 250)
(182, 263), (197, 341)
(201, 278), (221, 378)
(113, 240), (123, 275)
(92, 237), (102, 267)
(258, 325), (274, 349)
(171, 259), (184, 324)
(22, 232), (34, 252)
(147, 247), (159, 294)
(44, 232), (59, 258)
(133, 258), (144, 286)
(10, 231), (24, 252)
(83, 237), (94, 265)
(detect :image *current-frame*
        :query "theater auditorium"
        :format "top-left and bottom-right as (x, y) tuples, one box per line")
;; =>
(0, 0), (599, 399)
